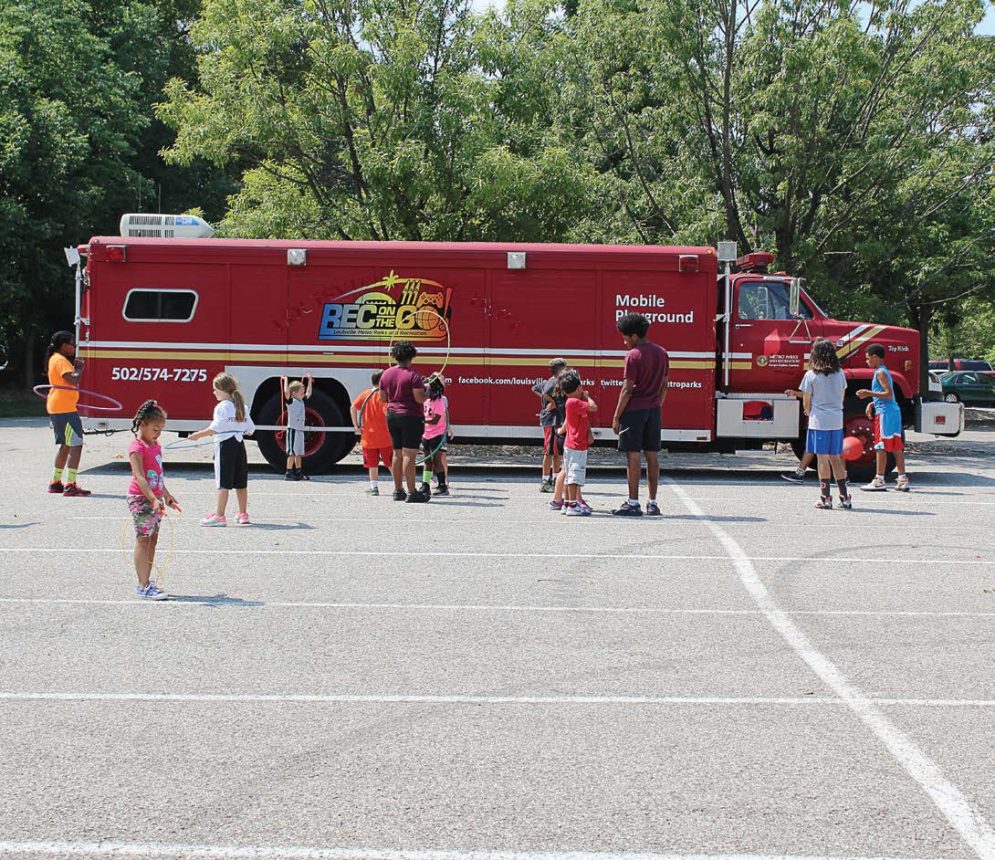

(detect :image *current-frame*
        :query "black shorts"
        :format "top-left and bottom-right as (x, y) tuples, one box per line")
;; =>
(387, 411), (425, 450)
(618, 407), (662, 452)
(422, 435), (448, 458)
(215, 436), (248, 490)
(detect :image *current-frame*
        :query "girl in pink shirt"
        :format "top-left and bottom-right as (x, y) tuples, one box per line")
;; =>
(127, 400), (181, 600)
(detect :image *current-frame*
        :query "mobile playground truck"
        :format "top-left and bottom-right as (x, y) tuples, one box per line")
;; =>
(69, 221), (963, 481)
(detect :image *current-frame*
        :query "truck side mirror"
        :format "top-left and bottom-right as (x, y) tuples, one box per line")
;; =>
(789, 278), (802, 318)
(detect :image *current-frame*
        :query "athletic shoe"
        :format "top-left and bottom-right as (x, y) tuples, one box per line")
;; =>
(284, 470), (300, 481)
(894, 475), (910, 492)
(405, 490), (429, 503)
(645, 500), (662, 516)
(200, 513), (227, 527)
(780, 469), (806, 484)
(47, 481), (64, 494)
(299, 471), (310, 481)
(837, 496), (853, 510)
(611, 502), (643, 517)
(814, 497), (833, 509)
(62, 483), (91, 497)
(861, 477), (887, 492)
(548, 499), (564, 511)
(565, 505), (588, 517)
(135, 582), (168, 601)
(235, 512), (250, 526)
(540, 480), (554, 493)
(433, 484), (450, 496)
(575, 502), (592, 515)
(365, 486), (380, 496)
(393, 490), (407, 501)
(418, 482), (432, 496)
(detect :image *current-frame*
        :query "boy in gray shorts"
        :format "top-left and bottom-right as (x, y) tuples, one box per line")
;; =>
(281, 374), (313, 481)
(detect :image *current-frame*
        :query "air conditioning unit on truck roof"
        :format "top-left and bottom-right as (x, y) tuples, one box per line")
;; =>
(119, 214), (214, 239)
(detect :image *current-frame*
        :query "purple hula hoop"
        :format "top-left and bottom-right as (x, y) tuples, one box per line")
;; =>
(32, 384), (123, 413)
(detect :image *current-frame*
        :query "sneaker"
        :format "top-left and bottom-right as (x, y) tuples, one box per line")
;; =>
(200, 513), (227, 527)
(299, 471), (310, 481)
(48, 481), (64, 494)
(814, 497), (833, 509)
(575, 502), (593, 515)
(611, 502), (643, 517)
(780, 469), (806, 484)
(235, 512), (250, 526)
(565, 505), (588, 517)
(365, 486), (380, 496)
(645, 500), (662, 516)
(62, 483), (91, 497)
(418, 482), (432, 496)
(861, 476), (887, 492)
(837, 496), (853, 510)
(284, 470), (299, 481)
(135, 582), (168, 601)
(433, 484), (450, 496)
(540, 479), (554, 493)
(392, 489), (407, 501)
(405, 490), (429, 503)
(548, 499), (564, 511)
(894, 475), (910, 492)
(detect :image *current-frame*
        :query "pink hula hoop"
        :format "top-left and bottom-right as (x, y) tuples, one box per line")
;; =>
(32, 384), (123, 413)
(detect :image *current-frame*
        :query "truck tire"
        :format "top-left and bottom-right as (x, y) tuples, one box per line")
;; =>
(840, 410), (894, 483)
(254, 388), (353, 473)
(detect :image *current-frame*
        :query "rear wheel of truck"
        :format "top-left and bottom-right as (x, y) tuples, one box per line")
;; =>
(255, 388), (353, 473)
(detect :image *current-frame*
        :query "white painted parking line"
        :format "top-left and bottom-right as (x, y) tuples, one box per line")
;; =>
(0, 691), (992, 707)
(1, 548), (993, 565)
(0, 844), (976, 860)
(665, 478), (995, 860)
(0, 597), (992, 619)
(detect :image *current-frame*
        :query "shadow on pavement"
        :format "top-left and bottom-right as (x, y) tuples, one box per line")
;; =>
(168, 593), (264, 607)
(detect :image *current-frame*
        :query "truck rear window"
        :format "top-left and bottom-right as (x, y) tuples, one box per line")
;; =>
(123, 290), (197, 322)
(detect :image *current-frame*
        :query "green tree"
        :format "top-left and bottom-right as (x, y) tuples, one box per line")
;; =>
(158, 0), (592, 241)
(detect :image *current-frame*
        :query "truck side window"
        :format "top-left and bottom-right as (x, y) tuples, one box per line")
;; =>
(738, 281), (811, 320)
(123, 289), (198, 322)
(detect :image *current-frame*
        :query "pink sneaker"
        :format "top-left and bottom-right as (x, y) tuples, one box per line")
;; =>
(200, 513), (227, 527)
(235, 512), (250, 526)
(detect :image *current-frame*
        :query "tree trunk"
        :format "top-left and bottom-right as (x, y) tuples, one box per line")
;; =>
(909, 301), (931, 400)
(23, 327), (35, 390)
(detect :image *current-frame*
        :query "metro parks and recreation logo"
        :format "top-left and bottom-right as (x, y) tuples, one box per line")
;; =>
(318, 271), (452, 342)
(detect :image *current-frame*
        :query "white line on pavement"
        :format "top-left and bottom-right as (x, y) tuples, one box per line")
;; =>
(1, 548), (993, 565)
(0, 844), (976, 860)
(665, 477), (995, 860)
(0, 597), (992, 619)
(0, 691), (991, 707)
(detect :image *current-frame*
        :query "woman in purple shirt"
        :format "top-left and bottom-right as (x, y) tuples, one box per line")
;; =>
(379, 341), (430, 502)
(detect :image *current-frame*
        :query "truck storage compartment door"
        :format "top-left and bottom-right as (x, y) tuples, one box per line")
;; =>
(916, 400), (963, 436)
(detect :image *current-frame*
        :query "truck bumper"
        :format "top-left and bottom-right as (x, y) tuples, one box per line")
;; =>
(915, 400), (963, 436)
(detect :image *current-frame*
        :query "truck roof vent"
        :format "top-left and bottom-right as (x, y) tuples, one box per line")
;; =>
(119, 214), (215, 239)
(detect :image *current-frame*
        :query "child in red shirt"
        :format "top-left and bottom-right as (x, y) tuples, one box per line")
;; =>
(553, 371), (597, 516)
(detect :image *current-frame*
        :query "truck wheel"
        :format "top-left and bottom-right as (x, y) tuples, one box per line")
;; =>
(789, 438), (813, 469)
(943, 392), (959, 403)
(841, 412), (894, 483)
(254, 389), (353, 473)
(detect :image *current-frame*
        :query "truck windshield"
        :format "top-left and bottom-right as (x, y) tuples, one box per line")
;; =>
(738, 281), (813, 320)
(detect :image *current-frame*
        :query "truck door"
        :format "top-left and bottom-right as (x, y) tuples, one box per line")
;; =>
(730, 278), (820, 391)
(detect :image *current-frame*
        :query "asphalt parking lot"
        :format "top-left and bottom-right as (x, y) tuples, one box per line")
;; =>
(0, 420), (992, 860)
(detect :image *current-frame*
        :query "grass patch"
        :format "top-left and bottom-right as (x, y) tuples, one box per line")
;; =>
(0, 388), (46, 418)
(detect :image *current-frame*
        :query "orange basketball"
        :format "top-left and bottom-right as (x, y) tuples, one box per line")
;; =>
(842, 435), (864, 461)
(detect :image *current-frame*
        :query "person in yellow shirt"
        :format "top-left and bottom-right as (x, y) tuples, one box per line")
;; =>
(46, 330), (90, 496)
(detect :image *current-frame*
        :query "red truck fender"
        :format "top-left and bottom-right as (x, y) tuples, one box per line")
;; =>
(843, 368), (915, 401)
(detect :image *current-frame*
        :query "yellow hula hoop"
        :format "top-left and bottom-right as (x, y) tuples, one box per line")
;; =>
(120, 510), (175, 590)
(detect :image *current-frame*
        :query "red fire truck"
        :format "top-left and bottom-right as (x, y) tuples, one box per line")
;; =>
(72, 235), (962, 480)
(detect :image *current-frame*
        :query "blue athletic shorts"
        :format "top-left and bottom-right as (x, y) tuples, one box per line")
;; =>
(806, 427), (843, 455)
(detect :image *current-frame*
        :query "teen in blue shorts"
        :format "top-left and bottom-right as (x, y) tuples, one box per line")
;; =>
(798, 338), (852, 510)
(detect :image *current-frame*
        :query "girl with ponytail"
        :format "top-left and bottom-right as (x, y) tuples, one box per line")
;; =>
(188, 372), (256, 526)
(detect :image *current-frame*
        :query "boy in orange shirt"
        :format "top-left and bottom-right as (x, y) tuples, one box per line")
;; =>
(350, 370), (395, 495)
(45, 330), (90, 496)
